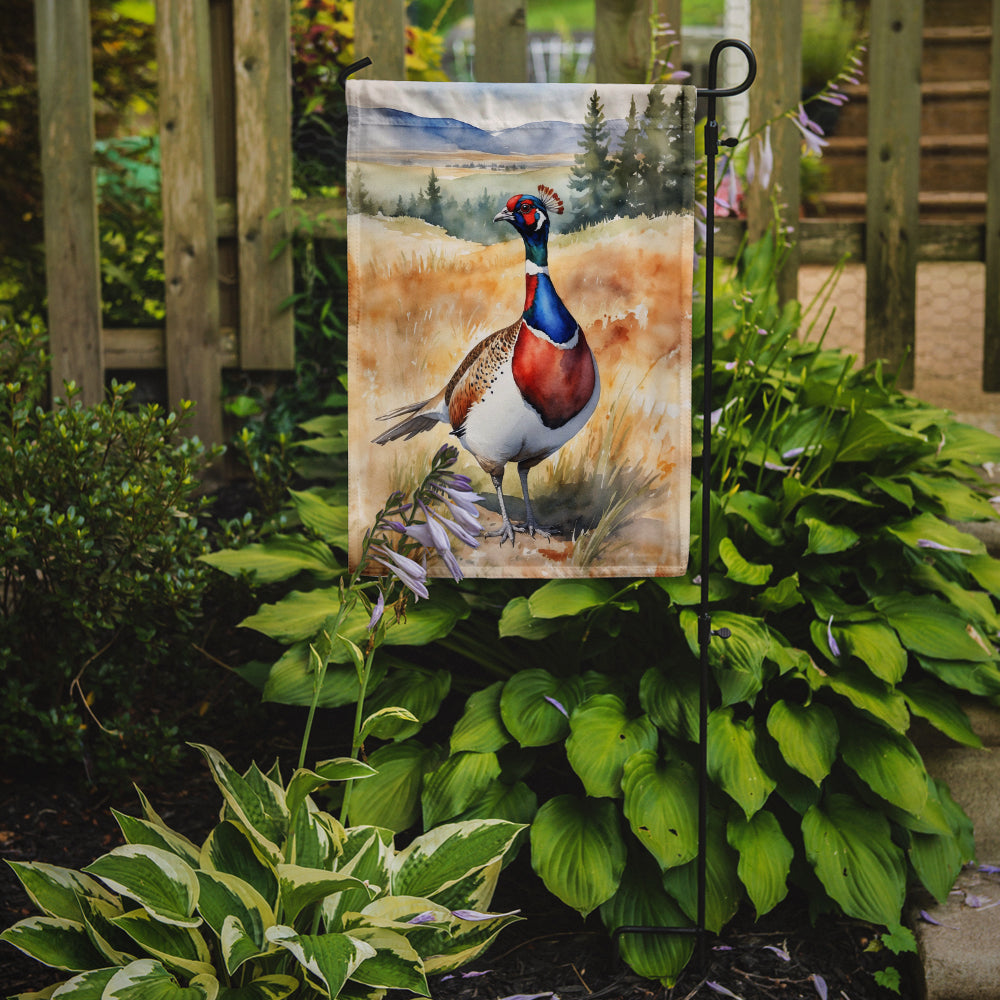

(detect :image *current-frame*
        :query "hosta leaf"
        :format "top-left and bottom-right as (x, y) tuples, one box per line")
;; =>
(966, 553), (1000, 597)
(200, 535), (341, 584)
(802, 793), (906, 926)
(195, 871), (273, 973)
(765, 700), (838, 786)
(0, 916), (107, 971)
(639, 664), (699, 742)
(802, 517), (859, 556)
(885, 512), (985, 557)
(529, 795), (626, 917)
(112, 812), (201, 868)
(199, 822), (278, 910)
(265, 926), (375, 997)
(103, 959), (218, 1000)
(875, 593), (995, 662)
(621, 751), (699, 870)
(345, 926), (428, 994)
(450, 682), (511, 754)
(423, 907), (522, 974)
(916, 655), (1000, 697)
(680, 610), (770, 706)
(661, 811), (741, 933)
(909, 828), (965, 905)
(261, 643), (387, 708)
(347, 740), (442, 832)
(276, 865), (374, 925)
(901, 680), (982, 748)
(906, 472), (998, 521)
(755, 573), (804, 614)
(288, 488), (349, 546)
(421, 751), (502, 828)
(910, 562), (1000, 633)
(83, 846), (200, 928)
(285, 759), (375, 822)
(935, 421), (1000, 464)
(599, 853), (694, 987)
(360, 706), (421, 742)
(46, 966), (118, 998)
(5, 862), (118, 923)
(393, 820), (524, 900)
(727, 811), (793, 917)
(808, 660), (910, 732)
(838, 718), (928, 816)
(499, 670), (585, 747)
(453, 779), (538, 827)
(566, 695), (658, 798)
(835, 409), (927, 463)
(526, 579), (617, 618)
(707, 708), (776, 818)
(724, 490), (784, 545)
(362, 667), (451, 740)
(834, 621), (907, 684)
(111, 908), (214, 978)
(322, 829), (393, 931)
(498, 596), (564, 639)
(75, 894), (135, 967)
(718, 536), (772, 585)
(215, 975), (299, 1000)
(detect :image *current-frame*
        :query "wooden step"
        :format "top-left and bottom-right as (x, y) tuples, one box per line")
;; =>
(922, 25), (993, 83)
(814, 190), (987, 222)
(833, 80), (991, 137)
(921, 0), (992, 28)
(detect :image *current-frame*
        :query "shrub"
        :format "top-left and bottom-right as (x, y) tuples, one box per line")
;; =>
(0, 317), (219, 783)
(1, 743), (524, 997)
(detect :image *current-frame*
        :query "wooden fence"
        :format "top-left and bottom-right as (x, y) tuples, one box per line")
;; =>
(33, 0), (1000, 445)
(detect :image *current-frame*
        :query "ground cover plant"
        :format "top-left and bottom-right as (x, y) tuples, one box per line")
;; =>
(208, 229), (1000, 987)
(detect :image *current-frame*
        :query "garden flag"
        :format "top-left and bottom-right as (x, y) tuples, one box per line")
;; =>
(347, 80), (695, 578)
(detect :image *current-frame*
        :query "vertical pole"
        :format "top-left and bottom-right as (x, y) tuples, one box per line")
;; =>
(355, 0), (406, 81)
(747, 0), (801, 305)
(474, 0), (526, 82)
(865, 0), (923, 389)
(594, 0), (651, 84)
(157, 0), (222, 444)
(983, 0), (1000, 390)
(34, 0), (104, 405)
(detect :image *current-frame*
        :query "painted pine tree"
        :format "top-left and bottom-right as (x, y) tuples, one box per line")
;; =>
(609, 95), (643, 219)
(569, 90), (613, 227)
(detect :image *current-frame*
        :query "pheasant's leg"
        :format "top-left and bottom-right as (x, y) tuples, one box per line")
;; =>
(518, 465), (560, 538)
(484, 471), (517, 546)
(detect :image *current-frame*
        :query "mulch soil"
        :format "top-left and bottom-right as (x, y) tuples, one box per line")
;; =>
(0, 738), (914, 1000)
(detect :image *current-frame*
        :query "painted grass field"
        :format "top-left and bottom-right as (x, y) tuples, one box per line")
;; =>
(348, 210), (692, 578)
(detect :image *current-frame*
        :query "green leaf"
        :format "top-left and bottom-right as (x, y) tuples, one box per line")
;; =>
(874, 594), (995, 662)
(886, 512), (985, 556)
(363, 667), (451, 740)
(499, 670), (584, 747)
(277, 865), (373, 925)
(621, 751), (699, 871)
(724, 490), (784, 545)
(200, 535), (341, 584)
(803, 517), (859, 555)
(639, 663), (699, 742)
(680, 610), (770, 706)
(216, 975), (299, 1000)
(599, 853), (694, 987)
(195, 871), (273, 974)
(802, 793), (906, 926)
(347, 740), (441, 832)
(901, 680), (982, 748)
(450, 682), (511, 754)
(346, 926), (429, 994)
(755, 573), (804, 614)
(530, 795), (626, 917)
(906, 472), (998, 521)
(112, 812), (201, 868)
(809, 661), (910, 732)
(718, 537), (772, 585)
(727, 811), (793, 917)
(966, 553), (1000, 597)
(498, 596), (564, 639)
(110, 909), (214, 978)
(199, 822), (278, 910)
(909, 826), (965, 905)
(103, 959), (217, 1000)
(4, 862), (118, 923)
(839, 718), (929, 816)
(765, 700), (838, 786)
(707, 707), (776, 818)
(835, 621), (908, 684)
(392, 819), (524, 900)
(526, 579), (617, 618)
(452, 779), (538, 827)
(421, 751), (502, 828)
(261, 643), (385, 709)
(565, 695), (658, 798)
(83, 846), (200, 928)
(916, 655), (1000, 697)
(0, 916), (107, 972)
(288, 489), (349, 546)
(285, 759), (376, 821)
(265, 926), (374, 997)
(835, 410), (928, 463)
(359, 706), (421, 742)
(35, 967), (117, 998)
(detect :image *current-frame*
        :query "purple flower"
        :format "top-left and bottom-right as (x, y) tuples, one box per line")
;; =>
(812, 974), (828, 1000)
(367, 591), (385, 631)
(407, 911), (438, 925)
(451, 908), (520, 921)
(917, 538), (973, 554)
(791, 104), (828, 156)
(370, 544), (429, 600)
(747, 125), (774, 191)
(763, 944), (790, 961)
(544, 695), (569, 718)
(428, 503), (480, 548)
(706, 983), (742, 999)
(827, 615), (841, 658)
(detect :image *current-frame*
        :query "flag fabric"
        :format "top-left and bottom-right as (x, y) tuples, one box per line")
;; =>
(347, 80), (695, 578)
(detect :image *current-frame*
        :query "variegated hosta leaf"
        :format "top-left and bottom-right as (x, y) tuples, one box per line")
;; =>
(265, 926), (376, 998)
(621, 751), (699, 871)
(344, 926), (429, 995)
(200, 822), (278, 910)
(529, 795), (626, 917)
(420, 751), (502, 829)
(110, 907), (213, 978)
(47, 966), (118, 997)
(4, 861), (118, 922)
(285, 760), (375, 824)
(77, 894), (136, 966)
(765, 700), (838, 786)
(802, 793), (906, 926)
(219, 915), (270, 980)
(190, 745), (287, 863)
(599, 854), (694, 987)
(102, 958), (218, 999)
(112, 810), (202, 868)
(706, 707), (776, 818)
(726, 810), (793, 918)
(195, 870), (274, 973)
(422, 907), (522, 975)
(426, 859), (501, 915)
(391, 820), (524, 901)
(83, 846), (200, 928)
(450, 681), (511, 754)
(288, 801), (344, 870)
(214, 974), (300, 1000)
(0, 916), (107, 971)
(566, 695), (658, 799)
(276, 864), (375, 925)
(323, 829), (393, 931)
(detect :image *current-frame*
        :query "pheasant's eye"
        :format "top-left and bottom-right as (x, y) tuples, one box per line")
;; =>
(519, 201), (533, 213)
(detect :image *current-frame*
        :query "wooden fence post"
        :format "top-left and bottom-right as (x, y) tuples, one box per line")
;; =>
(34, 0), (104, 405)
(594, 0), (651, 84)
(355, 0), (406, 80)
(983, 0), (1000, 390)
(233, 0), (294, 370)
(474, 0), (527, 82)
(746, 0), (802, 305)
(157, 0), (223, 445)
(864, 0), (923, 389)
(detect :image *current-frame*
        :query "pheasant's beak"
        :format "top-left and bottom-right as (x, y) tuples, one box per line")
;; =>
(493, 208), (515, 224)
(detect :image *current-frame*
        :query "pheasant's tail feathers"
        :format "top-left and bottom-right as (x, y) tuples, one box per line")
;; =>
(537, 184), (564, 215)
(373, 396), (445, 444)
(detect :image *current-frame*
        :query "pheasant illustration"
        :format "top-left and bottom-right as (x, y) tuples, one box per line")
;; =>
(373, 185), (600, 546)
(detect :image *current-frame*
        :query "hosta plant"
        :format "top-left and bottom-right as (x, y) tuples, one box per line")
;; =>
(1, 744), (523, 999)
